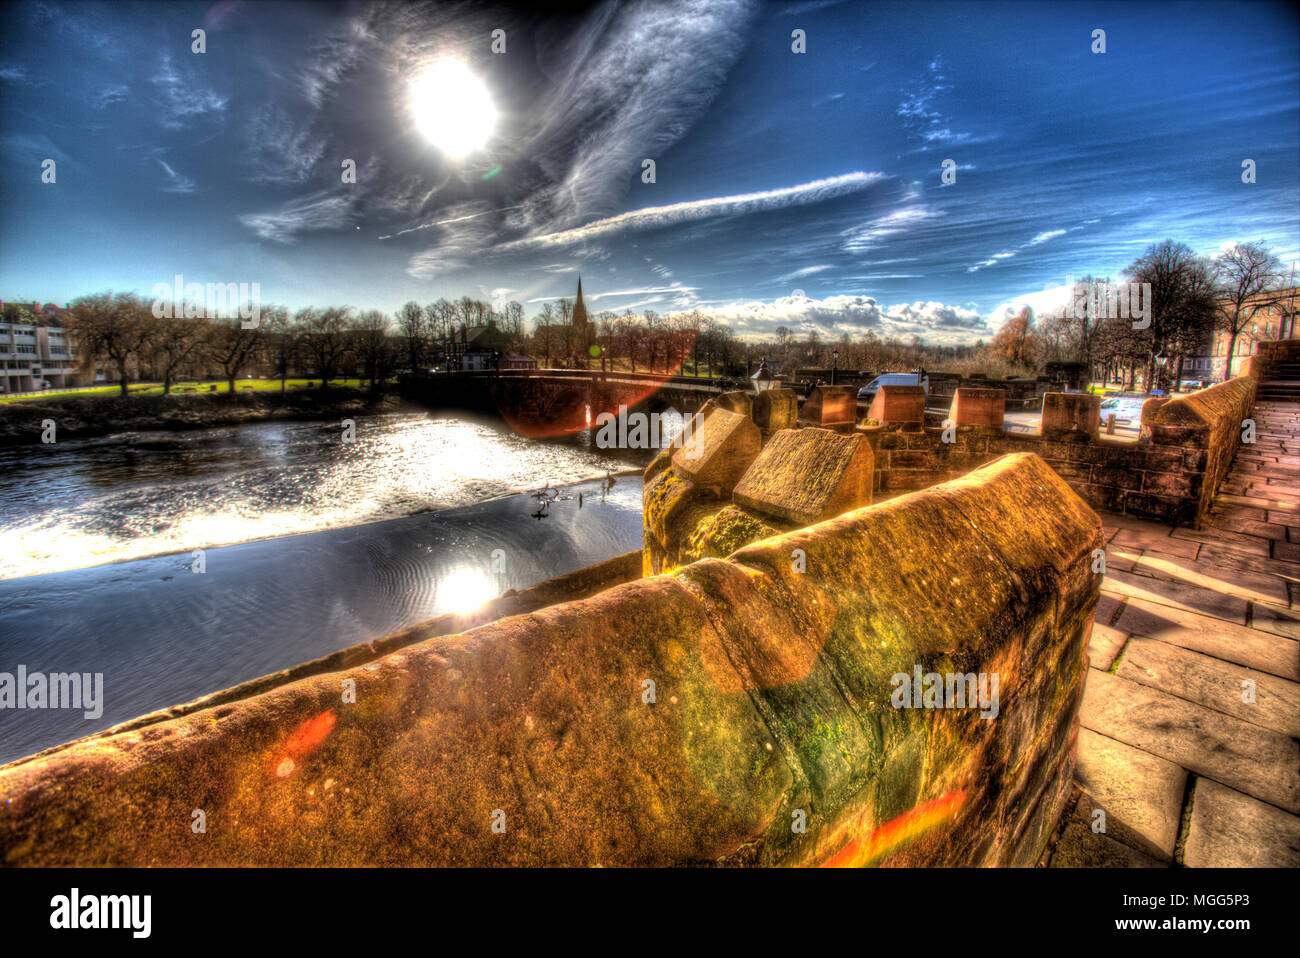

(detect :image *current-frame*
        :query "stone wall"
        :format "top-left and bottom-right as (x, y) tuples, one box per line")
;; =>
(1145, 375), (1257, 525)
(0, 454), (1100, 867)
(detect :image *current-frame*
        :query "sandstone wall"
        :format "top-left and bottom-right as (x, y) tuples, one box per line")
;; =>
(0, 454), (1100, 867)
(1146, 375), (1257, 525)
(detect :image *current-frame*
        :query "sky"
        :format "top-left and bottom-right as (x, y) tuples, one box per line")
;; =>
(1, 0), (1297, 344)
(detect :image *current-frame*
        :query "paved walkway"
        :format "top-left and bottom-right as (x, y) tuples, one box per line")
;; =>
(1046, 400), (1300, 867)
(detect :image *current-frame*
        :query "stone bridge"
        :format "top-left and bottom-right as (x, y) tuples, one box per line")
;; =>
(400, 370), (729, 437)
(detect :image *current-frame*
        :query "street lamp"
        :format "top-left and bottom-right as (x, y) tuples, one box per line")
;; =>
(832, 348), (839, 386)
(1154, 353), (1168, 394)
(751, 358), (777, 394)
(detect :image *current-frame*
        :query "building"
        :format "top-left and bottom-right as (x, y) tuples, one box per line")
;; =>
(440, 324), (500, 371)
(1186, 285), (1299, 382)
(498, 352), (538, 371)
(0, 302), (88, 393)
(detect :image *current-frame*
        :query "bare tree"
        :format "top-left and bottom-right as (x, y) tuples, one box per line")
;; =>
(395, 301), (426, 375)
(66, 292), (155, 396)
(297, 307), (353, 388)
(207, 317), (265, 395)
(260, 306), (296, 394)
(1214, 241), (1286, 375)
(353, 310), (395, 390)
(148, 314), (209, 394)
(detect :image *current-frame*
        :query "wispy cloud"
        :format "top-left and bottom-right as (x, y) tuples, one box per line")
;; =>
(1028, 229), (1067, 245)
(777, 264), (834, 283)
(503, 172), (884, 251)
(157, 159), (196, 194)
(841, 205), (941, 254)
(152, 53), (227, 129)
(239, 190), (356, 243)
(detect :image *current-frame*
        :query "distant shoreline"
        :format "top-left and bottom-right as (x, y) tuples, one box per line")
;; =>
(0, 386), (406, 448)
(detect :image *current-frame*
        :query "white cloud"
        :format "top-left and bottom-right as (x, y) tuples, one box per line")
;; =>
(501, 172), (884, 251)
(841, 206), (941, 254)
(239, 190), (356, 243)
(699, 293), (988, 343)
(157, 159), (196, 194)
(1028, 229), (1067, 246)
(777, 265), (834, 283)
(152, 53), (227, 129)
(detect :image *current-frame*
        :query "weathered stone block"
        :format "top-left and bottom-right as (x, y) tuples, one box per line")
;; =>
(732, 427), (873, 526)
(1042, 393), (1100, 440)
(799, 384), (858, 427)
(670, 408), (760, 495)
(867, 384), (925, 425)
(751, 387), (797, 436)
(950, 387), (1005, 428)
(712, 390), (753, 418)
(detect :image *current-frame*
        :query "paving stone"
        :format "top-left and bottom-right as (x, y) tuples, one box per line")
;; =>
(1171, 525), (1271, 557)
(1111, 528), (1199, 559)
(1196, 543), (1300, 578)
(1129, 552), (1290, 607)
(1049, 820), (1164, 868)
(1249, 601), (1300, 640)
(1101, 568), (1248, 624)
(1080, 670), (1300, 814)
(1273, 540), (1300, 563)
(1183, 778), (1300, 868)
(1088, 621), (1128, 670)
(1116, 638), (1300, 736)
(1074, 728), (1185, 861)
(1114, 597), (1299, 680)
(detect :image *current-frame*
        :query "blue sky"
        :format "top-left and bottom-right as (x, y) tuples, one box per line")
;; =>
(1, 0), (1297, 343)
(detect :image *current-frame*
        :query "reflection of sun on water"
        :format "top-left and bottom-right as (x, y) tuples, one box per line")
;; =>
(437, 566), (499, 614)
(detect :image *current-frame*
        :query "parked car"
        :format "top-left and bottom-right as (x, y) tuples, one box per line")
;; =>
(1099, 395), (1150, 424)
(858, 372), (927, 403)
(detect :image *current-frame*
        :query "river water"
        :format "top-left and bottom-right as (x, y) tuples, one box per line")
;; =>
(0, 412), (671, 764)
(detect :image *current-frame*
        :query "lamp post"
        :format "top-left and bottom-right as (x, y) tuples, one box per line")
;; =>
(1155, 352), (1168, 394)
(751, 358), (776, 394)
(832, 348), (839, 386)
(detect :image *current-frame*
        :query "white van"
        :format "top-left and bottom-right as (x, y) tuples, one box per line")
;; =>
(858, 373), (926, 403)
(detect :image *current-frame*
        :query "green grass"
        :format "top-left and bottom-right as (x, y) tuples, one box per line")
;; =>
(0, 378), (369, 404)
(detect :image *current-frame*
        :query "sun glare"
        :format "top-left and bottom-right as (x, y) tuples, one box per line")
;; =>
(410, 60), (497, 158)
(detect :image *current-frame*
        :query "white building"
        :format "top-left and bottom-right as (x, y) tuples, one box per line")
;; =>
(0, 320), (84, 393)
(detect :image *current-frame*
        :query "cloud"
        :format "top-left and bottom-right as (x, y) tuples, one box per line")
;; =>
(700, 293), (988, 343)
(777, 265), (834, 284)
(238, 190), (356, 243)
(157, 159), (196, 194)
(0, 65), (27, 82)
(505, 172), (884, 251)
(301, 15), (377, 107)
(152, 53), (227, 129)
(841, 205), (941, 254)
(92, 84), (128, 108)
(1028, 229), (1067, 246)
(242, 105), (326, 185)
(517, 0), (757, 235)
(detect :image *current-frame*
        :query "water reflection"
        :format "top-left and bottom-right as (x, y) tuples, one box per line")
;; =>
(0, 412), (645, 580)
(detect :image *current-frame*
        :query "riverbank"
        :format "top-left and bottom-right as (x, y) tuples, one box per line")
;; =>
(0, 386), (404, 447)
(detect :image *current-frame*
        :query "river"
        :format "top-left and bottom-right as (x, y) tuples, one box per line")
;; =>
(0, 411), (671, 764)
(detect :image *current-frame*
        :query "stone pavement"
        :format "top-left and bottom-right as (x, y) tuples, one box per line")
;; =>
(1045, 400), (1300, 867)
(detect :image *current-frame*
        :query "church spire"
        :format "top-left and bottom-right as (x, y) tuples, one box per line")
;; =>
(572, 274), (588, 331)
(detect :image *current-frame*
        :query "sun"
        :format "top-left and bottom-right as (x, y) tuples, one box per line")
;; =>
(410, 60), (497, 158)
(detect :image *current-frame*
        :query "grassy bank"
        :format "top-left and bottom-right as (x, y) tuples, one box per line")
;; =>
(0, 384), (400, 447)
(0, 378), (369, 404)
